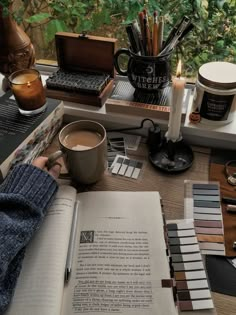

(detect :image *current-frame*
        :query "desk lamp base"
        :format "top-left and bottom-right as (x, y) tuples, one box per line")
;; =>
(149, 138), (194, 173)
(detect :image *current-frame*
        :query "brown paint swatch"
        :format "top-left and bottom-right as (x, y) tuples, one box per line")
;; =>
(161, 279), (174, 288)
(194, 220), (222, 228)
(175, 271), (186, 281)
(195, 227), (223, 235)
(197, 234), (224, 243)
(178, 300), (193, 311)
(176, 281), (188, 290)
(178, 290), (191, 300)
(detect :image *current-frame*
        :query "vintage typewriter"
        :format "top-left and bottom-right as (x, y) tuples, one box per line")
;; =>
(46, 69), (111, 95)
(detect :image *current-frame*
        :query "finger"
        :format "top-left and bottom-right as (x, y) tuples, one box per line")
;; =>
(32, 156), (48, 169)
(48, 163), (61, 179)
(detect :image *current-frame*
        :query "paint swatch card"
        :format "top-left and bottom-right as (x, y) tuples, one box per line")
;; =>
(184, 180), (225, 256)
(107, 132), (141, 151)
(107, 137), (126, 168)
(110, 154), (143, 180)
(166, 220), (215, 313)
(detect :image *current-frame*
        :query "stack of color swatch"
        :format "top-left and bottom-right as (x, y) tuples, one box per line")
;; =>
(167, 221), (215, 312)
(184, 181), (225, 256)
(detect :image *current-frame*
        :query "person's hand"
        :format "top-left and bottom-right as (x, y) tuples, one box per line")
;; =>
(32, 156), (61, 179)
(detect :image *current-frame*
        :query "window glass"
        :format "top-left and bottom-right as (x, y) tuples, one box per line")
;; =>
(13, 0), (236, 78)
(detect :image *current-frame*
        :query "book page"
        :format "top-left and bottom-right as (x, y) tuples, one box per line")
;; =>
(62, 191), (177, 315)
(6, 185), (76, 315)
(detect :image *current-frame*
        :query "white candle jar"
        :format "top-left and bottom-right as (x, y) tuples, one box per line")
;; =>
(192, 62), (236, 125)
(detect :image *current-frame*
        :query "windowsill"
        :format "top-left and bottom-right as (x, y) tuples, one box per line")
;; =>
(1, 65), (236, 150)
(63, 98), (236, 150)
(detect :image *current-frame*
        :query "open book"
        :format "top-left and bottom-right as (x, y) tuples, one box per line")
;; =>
(6, 187), (216, 315)
(5, 186), (177, 315)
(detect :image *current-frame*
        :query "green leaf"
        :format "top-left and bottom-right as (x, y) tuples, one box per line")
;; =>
(216, 0), (226, 9)
(49, 3), (64, 13)
(215, 39), (225, 50)
(77, 19), (93, 32)
(25, 13), (51, 24)
(199, 52), (209, 62)
(202, 0), (208, 9)
(44, 19), (68, 43)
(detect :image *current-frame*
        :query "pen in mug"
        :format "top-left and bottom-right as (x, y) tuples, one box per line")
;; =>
(178, 22), (194, 42)
(126, 24), (141, 55)
(132, 19), (145, 55)
(65, 201), (79, 283)
(162, 16), (190, 50)
(158, 16), (190, 56)
(168, 16), (190, 50)
(162, 16), (183, 49)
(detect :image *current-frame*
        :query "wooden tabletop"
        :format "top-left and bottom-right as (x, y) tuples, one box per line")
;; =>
(43, 135), (236, 315)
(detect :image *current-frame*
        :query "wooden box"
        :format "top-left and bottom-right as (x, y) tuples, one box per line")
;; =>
(46, 32), (117, 107)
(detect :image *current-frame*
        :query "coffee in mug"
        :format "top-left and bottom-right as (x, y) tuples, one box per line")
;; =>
(63, 130), (103, 151)
(47, 120), (107, 184)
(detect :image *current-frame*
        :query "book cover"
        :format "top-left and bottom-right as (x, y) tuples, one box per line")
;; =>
(0, 91), (64, 180)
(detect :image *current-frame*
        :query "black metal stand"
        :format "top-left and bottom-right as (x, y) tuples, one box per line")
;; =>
(149, 137), (194, 173)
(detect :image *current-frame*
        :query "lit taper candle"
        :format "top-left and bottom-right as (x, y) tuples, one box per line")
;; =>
(166, 60), (186, 142)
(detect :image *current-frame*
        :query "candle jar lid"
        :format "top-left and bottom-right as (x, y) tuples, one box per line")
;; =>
(198, 61), (236, 90)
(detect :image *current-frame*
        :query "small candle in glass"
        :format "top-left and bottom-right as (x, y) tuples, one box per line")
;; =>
(8, 69), (46, 116)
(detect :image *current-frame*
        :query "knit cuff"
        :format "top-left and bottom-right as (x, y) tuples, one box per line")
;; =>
(0, 164), (58, 212)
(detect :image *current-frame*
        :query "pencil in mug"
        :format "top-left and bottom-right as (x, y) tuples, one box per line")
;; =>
(152, 11), (159, 56)
(143, 8), (152, 56)
(157, 16), (164, 53)
(138, 11), (146, 55)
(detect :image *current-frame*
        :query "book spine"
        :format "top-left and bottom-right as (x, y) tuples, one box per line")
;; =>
(105, 99), (170, 121)
(0, 102), (64, 181)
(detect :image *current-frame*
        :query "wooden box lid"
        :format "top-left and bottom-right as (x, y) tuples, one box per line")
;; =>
(55, 32), (117, 77)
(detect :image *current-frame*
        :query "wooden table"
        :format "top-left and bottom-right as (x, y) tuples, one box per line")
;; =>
(43, 135), (236, 315)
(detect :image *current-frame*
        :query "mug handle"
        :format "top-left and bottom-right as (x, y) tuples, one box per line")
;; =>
(46, 150), (70, 180)
(114, 48), (131, 76)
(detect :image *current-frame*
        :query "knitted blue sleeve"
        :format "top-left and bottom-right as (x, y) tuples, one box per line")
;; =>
(0, 163), (58, 314)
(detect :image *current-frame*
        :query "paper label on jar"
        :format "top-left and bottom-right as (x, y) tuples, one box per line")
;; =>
(200, 91), (234, 121)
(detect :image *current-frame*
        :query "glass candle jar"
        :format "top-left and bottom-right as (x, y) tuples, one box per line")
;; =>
(8, 69), (46, 116)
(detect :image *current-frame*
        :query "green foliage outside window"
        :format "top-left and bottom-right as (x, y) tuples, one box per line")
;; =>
(6, 0), (236, 77)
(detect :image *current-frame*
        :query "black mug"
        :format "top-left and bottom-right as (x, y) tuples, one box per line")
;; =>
(114, 48), (172, 93)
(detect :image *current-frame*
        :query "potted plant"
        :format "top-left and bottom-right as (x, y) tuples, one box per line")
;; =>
(0, 0), (35, 91)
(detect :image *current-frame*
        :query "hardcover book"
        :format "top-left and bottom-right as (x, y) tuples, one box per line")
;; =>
(5, 187), (216, 315)
(0, 91), (64, 181)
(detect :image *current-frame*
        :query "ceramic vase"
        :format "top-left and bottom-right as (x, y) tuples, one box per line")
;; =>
(0, 4), (35, 91)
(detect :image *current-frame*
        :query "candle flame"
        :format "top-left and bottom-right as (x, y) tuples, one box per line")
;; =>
(176, 60), (182, 78)
(27, 81), (31, 88)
